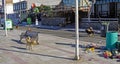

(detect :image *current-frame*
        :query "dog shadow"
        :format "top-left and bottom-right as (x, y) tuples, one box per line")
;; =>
(11, 46), (26, 50)
(11, 39), (25, 44)
(72, 34), (88, 37)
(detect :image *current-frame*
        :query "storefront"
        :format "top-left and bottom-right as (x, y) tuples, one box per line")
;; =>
(94, 0), (120, 18)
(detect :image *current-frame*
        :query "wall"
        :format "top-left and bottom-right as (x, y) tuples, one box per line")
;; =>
(6, 4), (14, 14)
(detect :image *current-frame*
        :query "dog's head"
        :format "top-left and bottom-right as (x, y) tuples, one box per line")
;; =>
(26, 36), (31, 42)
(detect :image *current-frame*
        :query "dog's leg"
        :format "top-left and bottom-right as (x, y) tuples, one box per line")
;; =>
(92, 34), (94, 37)
(37, 42), (39, 45)
(88, 34), (91, 37)
(36, 38), (39, 45)
(36, 39), (39, 45)
(26, 44), (29, 50)
(28, 45), (31, 50)
(89, 34), (92, 37)
(30, 45), (33, 51)
(26, 44), (31, 50)
(20, 36), (22, 42)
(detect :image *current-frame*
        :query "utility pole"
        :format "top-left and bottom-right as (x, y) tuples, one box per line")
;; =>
(4, 0), (7, 36)
(75, 0), (80, 60)
(19, 0), (21, 22)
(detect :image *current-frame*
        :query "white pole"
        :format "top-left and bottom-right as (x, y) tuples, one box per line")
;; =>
(20, 0), (21, 23)
(92, 0), (96, 18)
(4, 0), (7, 36)
(36, 18), (38, 25)
(88, 1), (91, 23)
(75, 0), (79, 60)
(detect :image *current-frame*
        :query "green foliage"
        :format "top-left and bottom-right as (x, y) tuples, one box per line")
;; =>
(33, 7), (39, 13)
(39, 5), (51, 12)
(38, 5), (53, 17)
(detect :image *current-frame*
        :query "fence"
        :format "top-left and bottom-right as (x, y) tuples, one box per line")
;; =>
(41, 17), (65, 26)
(80, 18), (118, 31)
(40, 17), (118, 31)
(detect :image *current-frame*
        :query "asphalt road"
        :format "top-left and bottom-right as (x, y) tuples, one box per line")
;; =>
(1, 26), (119, 64)
(18, 26), (106, 45)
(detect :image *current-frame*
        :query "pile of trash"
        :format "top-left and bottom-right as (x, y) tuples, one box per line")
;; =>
(83, 43), (120, 59)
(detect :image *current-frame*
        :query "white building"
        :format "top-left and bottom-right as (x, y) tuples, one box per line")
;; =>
(3, 0), (14, 14)
(13, 0), (62, 21)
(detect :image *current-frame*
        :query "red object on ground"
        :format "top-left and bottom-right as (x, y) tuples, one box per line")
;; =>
(103, 52), (108, 58)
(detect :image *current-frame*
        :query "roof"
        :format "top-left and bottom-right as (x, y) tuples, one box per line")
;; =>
(27, 0), (62, 9)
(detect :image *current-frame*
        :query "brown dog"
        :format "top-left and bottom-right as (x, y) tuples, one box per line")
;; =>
(85, 27), (94, 37)
(25, 36), (38, 50)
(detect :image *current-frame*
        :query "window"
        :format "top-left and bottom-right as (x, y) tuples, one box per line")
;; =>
(23, 2), (25, 9)
(16, 4), (18, 10)
(109, 0), (112, 2)
(23, 2), (27, 9)
(13, 4), (15, 10)
(15, 4), (17, 10)
(21, 3), (23, 9)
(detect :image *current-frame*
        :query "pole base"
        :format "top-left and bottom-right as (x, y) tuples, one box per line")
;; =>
(74, 56), (84, 62)
(74, 55), (82, 60)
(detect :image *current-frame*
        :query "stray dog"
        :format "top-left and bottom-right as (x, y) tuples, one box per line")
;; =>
(20, 28), (39, 45)
(85, 27), (94, 37)
(25, 36), (38, 50)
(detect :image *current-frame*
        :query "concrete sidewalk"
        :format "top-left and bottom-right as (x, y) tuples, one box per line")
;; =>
(0, 29), (119, 64)
(34, 24), (101, 33)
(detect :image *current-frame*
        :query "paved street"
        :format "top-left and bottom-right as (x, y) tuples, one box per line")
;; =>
(18, 25), (106, 44)
(0, 26), (119, 64)
(1, 0), (120, 64)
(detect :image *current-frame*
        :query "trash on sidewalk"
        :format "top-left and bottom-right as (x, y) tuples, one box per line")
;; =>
(85, 47), (95, 53)
(103, 51), (112, 58)
(84, 43), (100, 53)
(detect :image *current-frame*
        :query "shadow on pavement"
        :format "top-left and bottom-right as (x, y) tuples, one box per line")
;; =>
(55, 42), (86, 48)
(117, 60), (120, 62)
(11, 39), (25, 44)
(97, 53), (104, 58)
(11, 46), (26, 50)
(36, 26), (62, 30)
(0, 47), (74, 60)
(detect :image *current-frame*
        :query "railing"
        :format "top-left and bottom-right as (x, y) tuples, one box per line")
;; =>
(81, 18), (118, 22)
(41, 17), (66, 26)
(80, 18), (118, 31)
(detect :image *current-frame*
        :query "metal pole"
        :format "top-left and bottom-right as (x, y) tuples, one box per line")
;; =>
(106, 22), (109, 32)
(92, 0), (96, 17)
(88, 0), (91, 23)
(75, 0), (79, 60)
(19, 0), (21, 22)
(4, 0), (7, 36)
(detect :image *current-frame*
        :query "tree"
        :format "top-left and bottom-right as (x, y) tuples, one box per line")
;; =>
(39, 5), (53, 17)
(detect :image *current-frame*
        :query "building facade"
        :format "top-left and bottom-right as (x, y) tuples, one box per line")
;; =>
(13, 0), (62, 21)
(94, 0), (120, 18)
(2, 0), (14, 14)
(13, 1), (27, 21)
(55, 0), (91, 11)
